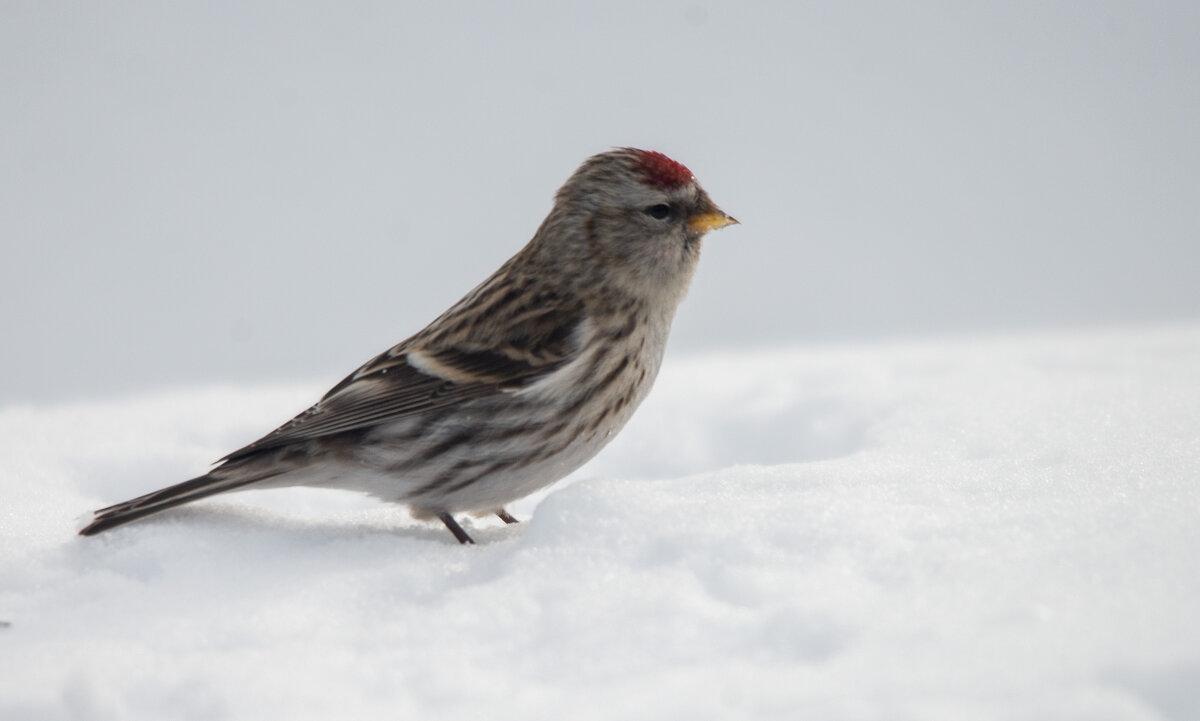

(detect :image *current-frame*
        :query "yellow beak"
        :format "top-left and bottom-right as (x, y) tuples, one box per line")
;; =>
(687, 210), (739, 234)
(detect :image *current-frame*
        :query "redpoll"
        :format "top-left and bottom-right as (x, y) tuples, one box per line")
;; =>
(80, 148), (737, 544)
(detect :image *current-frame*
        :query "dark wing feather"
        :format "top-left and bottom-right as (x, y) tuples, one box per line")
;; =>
(219, 302), (585, 463)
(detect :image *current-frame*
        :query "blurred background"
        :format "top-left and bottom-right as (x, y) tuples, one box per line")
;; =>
(3, 1), (1198, 404)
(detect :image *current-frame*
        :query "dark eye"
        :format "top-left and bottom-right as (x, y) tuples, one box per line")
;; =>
(645, 203), (671, 220)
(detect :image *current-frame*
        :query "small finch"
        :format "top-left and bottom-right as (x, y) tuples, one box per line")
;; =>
(80, 148), (737, 544)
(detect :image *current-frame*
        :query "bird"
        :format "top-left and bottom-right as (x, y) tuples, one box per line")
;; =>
(79, 148), (737, 544)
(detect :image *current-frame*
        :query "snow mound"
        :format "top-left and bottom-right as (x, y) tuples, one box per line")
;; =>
(2, 325), (1199, 720)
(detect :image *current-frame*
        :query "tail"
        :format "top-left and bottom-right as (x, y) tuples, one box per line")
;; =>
(79, 470), (279, 536)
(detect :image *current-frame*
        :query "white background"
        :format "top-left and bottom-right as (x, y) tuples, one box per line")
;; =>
(4, 1), (1198, 403)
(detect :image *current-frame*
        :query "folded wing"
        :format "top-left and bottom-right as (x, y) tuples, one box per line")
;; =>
(219, 303), (586, 462)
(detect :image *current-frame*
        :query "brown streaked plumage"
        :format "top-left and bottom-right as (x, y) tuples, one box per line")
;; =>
(79, 148), (737, 544)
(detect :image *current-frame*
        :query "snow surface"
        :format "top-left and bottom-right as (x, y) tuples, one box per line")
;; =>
(2, 325), (1199, 720)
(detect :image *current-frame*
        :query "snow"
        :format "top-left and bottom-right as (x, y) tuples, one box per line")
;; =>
(3, 325), (1199, 720)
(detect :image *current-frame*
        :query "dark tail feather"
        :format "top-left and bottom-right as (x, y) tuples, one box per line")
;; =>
(79, 470), (279, 536)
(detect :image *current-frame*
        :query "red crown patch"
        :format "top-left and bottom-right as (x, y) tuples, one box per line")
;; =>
(635, 150), (693, 190)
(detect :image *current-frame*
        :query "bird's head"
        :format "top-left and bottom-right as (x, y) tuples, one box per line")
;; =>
(538, 148), (737, 307)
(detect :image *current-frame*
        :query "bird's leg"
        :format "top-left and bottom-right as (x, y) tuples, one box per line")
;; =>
(496, 509), (520, 524)
(437, 513), (476, 545)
